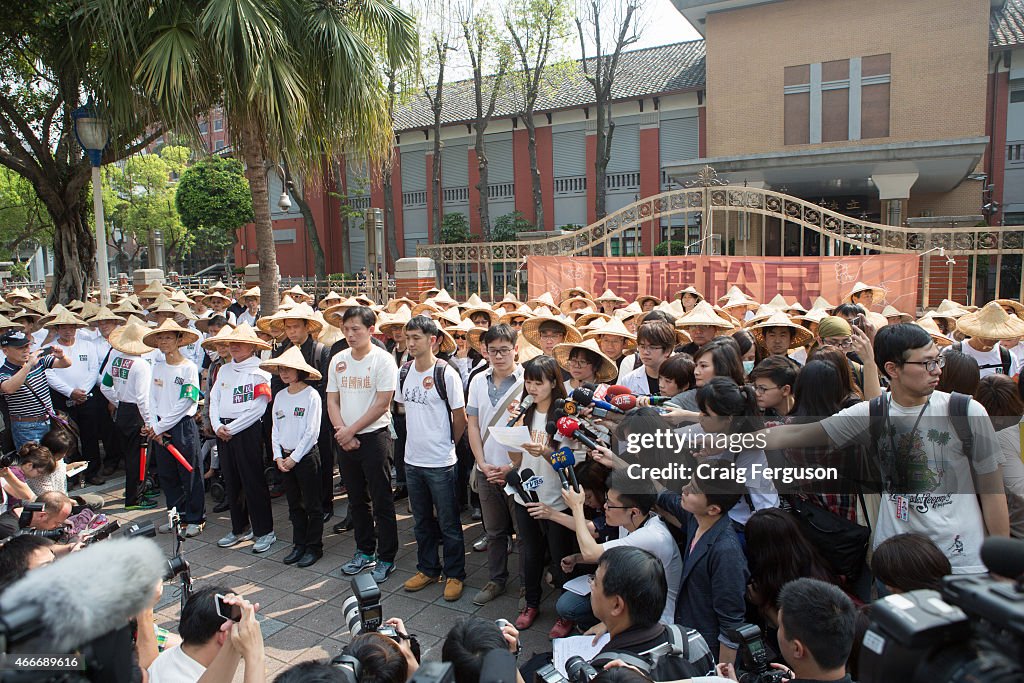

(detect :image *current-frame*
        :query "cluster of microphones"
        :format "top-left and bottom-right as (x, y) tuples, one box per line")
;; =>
(502, 383), (676, 497)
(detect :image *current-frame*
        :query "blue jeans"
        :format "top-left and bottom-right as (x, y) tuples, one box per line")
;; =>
(11, 419), (51, 450)
(406, 463), (466, 580)
(555, 589), (598, 629)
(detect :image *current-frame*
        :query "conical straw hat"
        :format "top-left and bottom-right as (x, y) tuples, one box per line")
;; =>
(582, 316), (637, 350)
(0, 314), (23, 332)
(526, 291), (559, 313)
(143, 318), (201, 348)
(748, 311), (814, 349)
(842, 281), (885, 306)
(43, 308), (88, 329)
(552, 338), (618, 383)
(260, 345), (322, 381)
(675, 301), (733, 329)
(914, 315), (953, 347)
(87, 307), (125, 325)
(433, 289), (458, 306)
(241, 286), (261, 299)
(558, 287), (593, 303)
(201, 323), (236, 350)
(933, 299), (969, 319)
(220, 323), (272, 350)
(498, 304), (535, 326)
(521, 307), (583, 347)
(108, 317), (154, 356)
(881, 305), (912, 323)
(378, 305), (413, 333)
(635, 295), (662, 309)
(955, 301), (1024, 340)
(207, 280), (230, 293)
(270, 303), (324, 336)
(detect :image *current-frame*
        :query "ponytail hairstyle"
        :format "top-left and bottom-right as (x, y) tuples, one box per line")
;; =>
(520, 355), (568, 428)
(695, 376), (763, 433)
(17, 443), (57, 476)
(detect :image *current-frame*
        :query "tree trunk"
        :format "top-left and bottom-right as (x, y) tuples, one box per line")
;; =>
(431, 130), (442, 244)
(525, 115), (543, 230)
(383, 165), (398, 270)
(595, 100), (609, 220)
(332, 161), (351, 275)
(240, 127), (280, 316)
(48, 204), (93, 305)
(474, 124), (491, 237)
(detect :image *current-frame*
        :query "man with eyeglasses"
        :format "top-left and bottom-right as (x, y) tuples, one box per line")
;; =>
(465, 323), (524, 605)
(759, 323), (1010, 575)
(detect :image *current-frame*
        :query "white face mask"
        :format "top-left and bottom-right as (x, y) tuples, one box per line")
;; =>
(742, 359), (755, 374)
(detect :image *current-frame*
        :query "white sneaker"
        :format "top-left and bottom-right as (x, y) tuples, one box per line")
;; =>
(217, 530), (253, 548)
(252, 532), (277, 553)
(185, 523), (204, 537)
(158, 522), (174, 534)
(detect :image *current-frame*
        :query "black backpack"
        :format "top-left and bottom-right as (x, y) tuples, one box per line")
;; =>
(398, 359), (454, 443)
(590, 625), (715, 680)
(951, 342), (1012, 376)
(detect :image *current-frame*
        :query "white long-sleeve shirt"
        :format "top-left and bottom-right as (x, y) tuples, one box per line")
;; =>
(209, 356), (271, 436)
(149, 358), (201, 436)
(100, 350), (153, 425)
(271, 385), (322, 462)
(46, 337), (100, 398)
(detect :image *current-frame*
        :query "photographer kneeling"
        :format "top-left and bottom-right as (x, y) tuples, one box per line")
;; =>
(275, 617), (420, 683)
(443, 616), (523, 683)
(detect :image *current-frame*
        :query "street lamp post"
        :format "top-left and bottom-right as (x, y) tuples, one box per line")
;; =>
(72, 101), (111, 305)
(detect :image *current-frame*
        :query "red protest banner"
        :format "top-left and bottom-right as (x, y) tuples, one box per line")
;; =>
(527, 255), (920, 311)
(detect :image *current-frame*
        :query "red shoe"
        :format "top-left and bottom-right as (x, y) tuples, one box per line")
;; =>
(548, 617), (575, 639)
(515, 606), (539, 630)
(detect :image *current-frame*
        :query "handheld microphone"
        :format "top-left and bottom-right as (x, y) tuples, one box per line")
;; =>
(546, 420), (559, 442)
(610, 394), (639, 411)
(506, 395), (534, 427)
(505, 469), (533, 504)
(0, 537), (168, 652)
(547, 447), (572, 490)
(571, 387), (624, 415)
(550, 446), (580, 490)
(556, 416), (602, 452)
(605, 385), (632, 398)
(519, 467), (541, 502)
(638, 395), (673, 406)
(561, 399), (580, 416)
(553, 398), (566, 416)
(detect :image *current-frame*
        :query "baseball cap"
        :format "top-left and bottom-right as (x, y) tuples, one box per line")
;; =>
(0, 331), (30, 348)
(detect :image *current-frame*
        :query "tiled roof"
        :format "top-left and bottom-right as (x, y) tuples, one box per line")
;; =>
(393, 40), (706, 133)
(992, 0), (1024, 47)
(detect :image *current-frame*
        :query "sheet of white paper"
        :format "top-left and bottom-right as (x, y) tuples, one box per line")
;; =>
(553, 634), (610, 676)
(562, 574), (592, 596)
(488, 426), (533, 451)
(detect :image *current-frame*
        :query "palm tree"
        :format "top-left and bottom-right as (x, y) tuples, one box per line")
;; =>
(89, 0), (417, 314)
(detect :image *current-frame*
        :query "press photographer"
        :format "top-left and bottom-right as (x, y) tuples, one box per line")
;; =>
(0, 491), (74, 544)
(442, 616), (524, 683)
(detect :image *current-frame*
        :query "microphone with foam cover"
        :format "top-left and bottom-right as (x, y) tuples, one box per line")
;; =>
(570, 387), (624, 415)
(0, 537), (167, 653)
(556, 416), (602, 452)
(610, 394), (639, 411)
(605, 385), (632, 398)
(981, 536), (1024, 580)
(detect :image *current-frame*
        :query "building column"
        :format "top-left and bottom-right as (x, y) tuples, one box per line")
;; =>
(871, 172), (918, 225)
(639, 111), (660, 257)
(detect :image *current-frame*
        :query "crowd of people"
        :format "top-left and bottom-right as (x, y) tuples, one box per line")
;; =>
(0, 277), (1021, 683)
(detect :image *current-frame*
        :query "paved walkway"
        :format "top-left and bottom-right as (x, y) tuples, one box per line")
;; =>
(87, 477), (561, 681)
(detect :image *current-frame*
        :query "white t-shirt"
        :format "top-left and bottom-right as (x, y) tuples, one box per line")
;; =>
(272, 384), (323, 462)
(511, 410), (565, 508)
(604, 514), (682, 625)
(821, 391), (1001, 573)
(395, 360), (465, 468)
(944, 342), (1021, 378)
(995, 422), (1024, 539)
(147, 645), (206, 683)
(326, 345), (397, 434)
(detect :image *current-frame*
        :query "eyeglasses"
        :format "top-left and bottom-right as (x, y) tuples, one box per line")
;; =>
(603, 501), (633, 509)
(487, 347), (514, 357)
(824, 337), (854, 349)
(753, 384), (779, 395)
(637, 344), (668, 353)
(510, 319), (526, 326)
(568, 359), (593, 368)
(902, 356), (945, 372)
(452, 334), (467, 340)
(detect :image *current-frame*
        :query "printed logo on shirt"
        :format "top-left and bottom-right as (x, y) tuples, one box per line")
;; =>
(336, 361), (348, 373)
(112, 357), (134, 379)
(422, 376), (434, 390)
(337, 375), (373, 389)
(174, 376), (184, 386)
(232, 384), (256, 403)
(78, 354), (88, 362)
(294, 407), (306, 417)
(154, 378), (164, 387)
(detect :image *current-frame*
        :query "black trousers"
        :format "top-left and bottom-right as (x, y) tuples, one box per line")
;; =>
(514, 503), (578, 608)
(219, 421), (274, 537)
(98, 397), (121, 467)
(393, 411), (407, 486)
(337, 428), (398, 563)
(283, 446), (324, 550)
(153, 417), (206, 524)
(55, 390), (104, 477)
(114, 403), (145, 504)
(318, 409), (336, 511)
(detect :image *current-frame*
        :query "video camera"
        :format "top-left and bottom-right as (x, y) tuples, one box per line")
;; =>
(341, 574), (420, 662)
(859, 537), (1024, 683)
(535, 655), (599, 683)
(730, 624), (787, 683)
(859, 576), (1023, 682)
(0, 449), (17, 469)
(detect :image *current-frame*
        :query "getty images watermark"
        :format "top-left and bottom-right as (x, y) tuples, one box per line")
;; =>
(622, 429), (841, 485)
